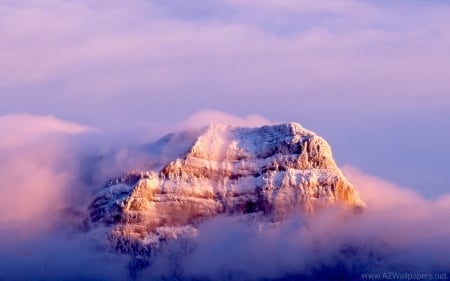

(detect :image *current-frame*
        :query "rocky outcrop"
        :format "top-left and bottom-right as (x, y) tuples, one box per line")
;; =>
(88, 123), (365, 253)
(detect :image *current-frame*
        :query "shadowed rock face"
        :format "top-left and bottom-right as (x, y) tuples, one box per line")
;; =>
(88, 123), (365, 253)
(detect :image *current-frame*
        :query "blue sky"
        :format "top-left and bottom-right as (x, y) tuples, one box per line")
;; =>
(1, 0), (449, 197)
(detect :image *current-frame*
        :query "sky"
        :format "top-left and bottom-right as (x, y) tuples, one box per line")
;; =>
(1, 0), (449, 197)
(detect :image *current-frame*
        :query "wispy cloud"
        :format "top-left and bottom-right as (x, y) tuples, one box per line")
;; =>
(176, 109), (275, 129)
(1, 0), (449, 128)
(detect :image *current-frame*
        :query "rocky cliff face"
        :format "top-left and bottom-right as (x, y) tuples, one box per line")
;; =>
(88, 123), (365, 253)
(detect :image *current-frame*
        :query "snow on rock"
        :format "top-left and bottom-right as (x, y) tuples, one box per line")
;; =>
(87, 122), (365, 253)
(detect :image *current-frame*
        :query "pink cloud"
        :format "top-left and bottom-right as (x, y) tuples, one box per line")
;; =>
(0, 114), (91, 148)
(342, 165), (428, 210)
(176, 109), (275, 129)
(1, 0), (449, 119)
(0, 114), (91, 232)
(341, 166), (450, 256)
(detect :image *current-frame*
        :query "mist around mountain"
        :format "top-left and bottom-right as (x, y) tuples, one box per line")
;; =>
(0, 114), (449, 281)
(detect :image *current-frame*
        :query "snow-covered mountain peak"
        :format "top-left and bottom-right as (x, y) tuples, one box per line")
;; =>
(88, 123), (365, 253)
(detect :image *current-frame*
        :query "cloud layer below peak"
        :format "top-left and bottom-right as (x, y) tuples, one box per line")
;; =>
(0, 112), (449, 280)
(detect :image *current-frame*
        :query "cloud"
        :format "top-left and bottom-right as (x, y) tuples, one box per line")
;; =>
(176, 109), (275, 129)
(0, 114), (91, 148)
(0, 227), (130, 281)
(341, 166), (450, 272)
(1, 0), (450, 129)
(0, 113), (134, 280)
(342, 165), (428, 210)
(0, 114), (91, 230)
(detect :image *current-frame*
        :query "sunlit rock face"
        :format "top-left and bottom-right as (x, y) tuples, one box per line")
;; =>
(88, 123), (365, 253)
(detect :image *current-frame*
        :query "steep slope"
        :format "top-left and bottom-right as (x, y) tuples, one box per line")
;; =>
(88, 123), (365, 253)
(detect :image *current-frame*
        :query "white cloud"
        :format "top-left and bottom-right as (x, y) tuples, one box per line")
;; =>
(176, 109), (275, 129)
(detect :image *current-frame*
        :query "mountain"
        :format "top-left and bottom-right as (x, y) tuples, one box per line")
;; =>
(87, 122), (365, 254)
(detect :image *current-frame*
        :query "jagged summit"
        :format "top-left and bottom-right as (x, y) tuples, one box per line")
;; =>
(88, 122), (365, 253)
